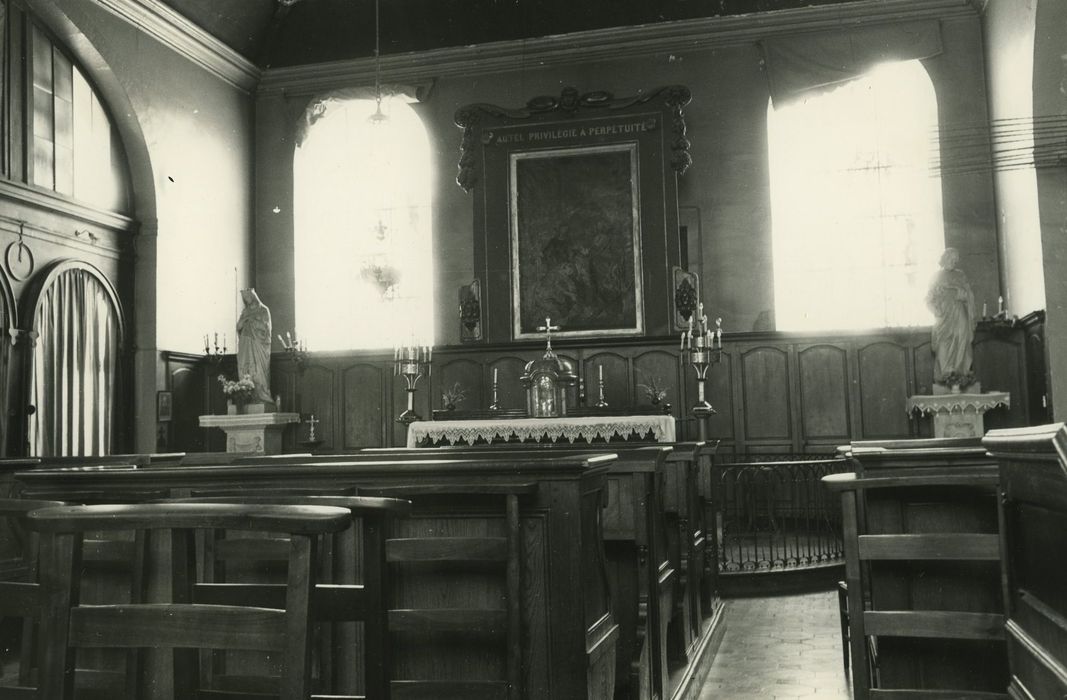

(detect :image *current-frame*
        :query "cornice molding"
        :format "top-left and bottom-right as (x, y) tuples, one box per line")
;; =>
(94, 0), (260, 93)
(0, 179), (134, 233)
(258, 0), (977, 96)
(0, 215), (124, 260)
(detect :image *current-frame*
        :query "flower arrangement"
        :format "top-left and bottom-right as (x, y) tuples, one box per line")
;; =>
(441, 382), (467, 409)
(637, 370), (668, 404)
(939, 371), (976, 391)
(218, 374), (256, 404)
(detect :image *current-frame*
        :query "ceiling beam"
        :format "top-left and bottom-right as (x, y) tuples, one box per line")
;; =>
(258, 0), (976, 97)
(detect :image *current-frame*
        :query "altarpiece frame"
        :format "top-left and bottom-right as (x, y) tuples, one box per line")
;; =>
(455, 85), (692, 343)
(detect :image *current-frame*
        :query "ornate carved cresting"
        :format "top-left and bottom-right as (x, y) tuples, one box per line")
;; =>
(453, 85), (693, 192)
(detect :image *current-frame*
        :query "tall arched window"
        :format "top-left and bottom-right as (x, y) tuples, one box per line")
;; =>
(294, 95), (433, 350)
(768, 60), (944, 331)
(29, 23), (129, 212)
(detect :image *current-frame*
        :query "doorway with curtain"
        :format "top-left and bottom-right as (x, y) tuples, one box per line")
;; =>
(25, 260), (124, 457)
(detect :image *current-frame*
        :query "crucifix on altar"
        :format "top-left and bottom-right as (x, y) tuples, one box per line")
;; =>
(520, 317), (577, 418)
(537, 317), (560, 355)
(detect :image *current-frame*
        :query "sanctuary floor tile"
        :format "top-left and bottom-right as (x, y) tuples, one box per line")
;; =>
(698, 591), (851, 700)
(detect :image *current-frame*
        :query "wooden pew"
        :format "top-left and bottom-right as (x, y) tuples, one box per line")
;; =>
(828, 440), (1010, 700)
(14, 453), (619, 700)
(983, 423), (1067, 700)
(233, 441), (722, 700)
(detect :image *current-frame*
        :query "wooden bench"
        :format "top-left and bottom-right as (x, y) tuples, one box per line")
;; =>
(824, 468), (1008, 700)
(14, 453), (620, 699)
(983, 423), (1067, 700)
(27, 502), (352, 700)
(231, 441), (720, 700)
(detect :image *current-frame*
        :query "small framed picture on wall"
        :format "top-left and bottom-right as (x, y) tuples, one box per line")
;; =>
(157, 390), (173, 422)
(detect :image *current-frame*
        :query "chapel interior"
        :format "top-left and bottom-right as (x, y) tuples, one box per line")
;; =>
(0, 0), (1064, 698)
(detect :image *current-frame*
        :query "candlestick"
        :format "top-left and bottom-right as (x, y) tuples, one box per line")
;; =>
(595, 366), (608, 408)
(489, 367), (500, 411)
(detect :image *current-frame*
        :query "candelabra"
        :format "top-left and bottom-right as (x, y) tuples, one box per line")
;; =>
(680, 304), (723, 441)
(278, 331), (309, 370)
(394, 343), (432, 424)
(203, 332), (227, 364)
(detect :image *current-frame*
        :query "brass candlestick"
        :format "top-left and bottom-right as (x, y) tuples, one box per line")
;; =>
(394, 344), (432, 424)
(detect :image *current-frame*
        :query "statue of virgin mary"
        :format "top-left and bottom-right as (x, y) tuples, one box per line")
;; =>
(237, 288), (274, 405)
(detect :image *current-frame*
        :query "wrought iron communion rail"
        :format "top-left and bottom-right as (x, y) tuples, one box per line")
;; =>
(715, 456), (847, 573)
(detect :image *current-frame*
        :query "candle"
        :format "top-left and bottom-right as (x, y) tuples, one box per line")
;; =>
(598, 365), (604, 382)
(680, 332), (685, 352)
(982, 302), (987, 318)
(998, 295), (1004, 314)
(214, 332), (218, 347)
(493, 367), (499, 384)
(222, 333), (227, 352)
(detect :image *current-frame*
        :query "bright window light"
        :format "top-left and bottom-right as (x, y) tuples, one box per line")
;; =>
(294, 96), (433, 350)
(768, 60), (945, 332)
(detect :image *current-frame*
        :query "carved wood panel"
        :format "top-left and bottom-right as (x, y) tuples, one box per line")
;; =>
(584, 351), (630, 409)
(489, 355), (528, 410)
(798, 344), (850, 441)
(632, 349), (679, 413)
(342, 363), (385, 449)
(973, 335), (1026, 429)
(301, 363), (336, 451)
(436, 358), (484, 412)
(740, 346), (791, 441)
(169, 363), (204, 453)
(858, 342), (911, 438)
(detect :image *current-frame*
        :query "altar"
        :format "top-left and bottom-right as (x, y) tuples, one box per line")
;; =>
(406, 414), (676, 448)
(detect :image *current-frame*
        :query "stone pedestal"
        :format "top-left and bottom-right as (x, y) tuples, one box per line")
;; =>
(906, 392), (1011, 438)
(199, 412), (300, 454)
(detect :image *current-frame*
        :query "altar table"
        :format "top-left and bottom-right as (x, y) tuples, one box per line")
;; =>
(406, 414), (676, 448)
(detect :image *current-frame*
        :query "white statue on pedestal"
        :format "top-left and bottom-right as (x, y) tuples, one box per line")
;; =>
(237, 288), (274, 406)
(925, 247), (976, 387)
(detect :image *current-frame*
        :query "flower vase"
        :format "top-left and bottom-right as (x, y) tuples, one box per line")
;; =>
(227, 401), (248, 415)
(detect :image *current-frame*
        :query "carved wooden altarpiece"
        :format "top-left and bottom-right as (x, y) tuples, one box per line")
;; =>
(455, 86), (692, 343)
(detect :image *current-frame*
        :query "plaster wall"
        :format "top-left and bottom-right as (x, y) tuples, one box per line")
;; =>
(255, 14), (998, 348)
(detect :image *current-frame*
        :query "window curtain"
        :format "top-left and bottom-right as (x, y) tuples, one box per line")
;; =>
(294, 81), (434, 147)
(760, 20), (942, 106)
(28, 268), (119, 456)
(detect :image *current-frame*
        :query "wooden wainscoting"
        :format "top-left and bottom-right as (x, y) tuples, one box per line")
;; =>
(166, 319), (1044, 456)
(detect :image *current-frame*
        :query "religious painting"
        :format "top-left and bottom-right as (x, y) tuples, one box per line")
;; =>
(510, 143), (643, 339)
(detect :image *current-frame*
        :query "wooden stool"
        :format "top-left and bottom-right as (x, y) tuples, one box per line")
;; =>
(366, 483), (536, 700)
(26, 502), (351, 700)
(167, 494), (412, 698)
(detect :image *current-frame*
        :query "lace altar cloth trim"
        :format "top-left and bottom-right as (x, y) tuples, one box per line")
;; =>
(406, 415), (676, 448)
(906, 392), (1011, 416)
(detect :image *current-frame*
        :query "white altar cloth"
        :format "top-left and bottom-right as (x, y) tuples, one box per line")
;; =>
(406, 415), (676, 448)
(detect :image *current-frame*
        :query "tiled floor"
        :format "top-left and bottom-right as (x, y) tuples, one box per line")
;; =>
(698, 591), (852, 700)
